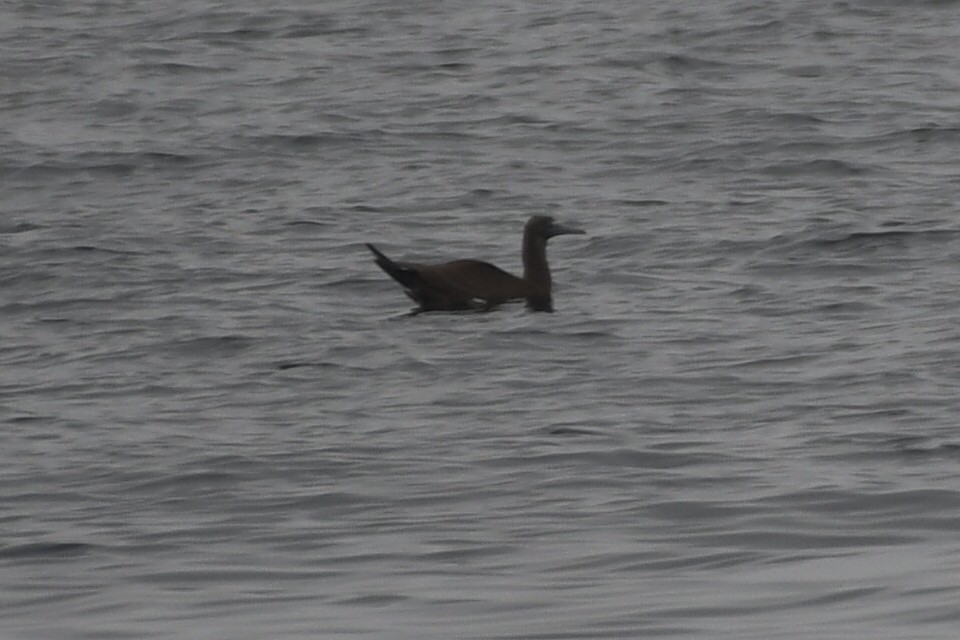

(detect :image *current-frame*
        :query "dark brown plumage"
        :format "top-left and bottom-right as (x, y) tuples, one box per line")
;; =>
(366, 215), (585, 313)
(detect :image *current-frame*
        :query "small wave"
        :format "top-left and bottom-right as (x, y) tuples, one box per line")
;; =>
(9, 414), (46, 424)
(216, 27), (274, 41)
(784, 64), (828, 79)
(543, 425), (605, 437)
(0, 222), (43, 234)
(811, 432), (960, 462)
(2, 160), (133, 180)
(762, 158), (871, 177)
(815, 228), (960, 250)
(484, 447), (734, 471)
(285, 219), (331, 228)
(754, 225), (960, 267)
(771, 486), (960, 517)
(615, 198), (670, 208)
(769, 111), (828, 126)
(70, 245), (141, 256)
(279, 20), (339, 39)
(248, 131), (373, 152)
(161, 335), (255, 357)
(728, 353), (820, 369)
(335, 593), (410, 606)
(276, 360), (342, 371)
(877, 125), (960, 145)
(132, 471), (238, 494)
(0, 541), (94, 560)
(3, 151), (199, 182)
(93, 98), (139, 118)
(658, 53), (728, 72)
(134, 61), (221, 74)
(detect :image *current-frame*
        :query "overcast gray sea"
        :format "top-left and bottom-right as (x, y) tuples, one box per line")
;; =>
(4, 1), (960, 638)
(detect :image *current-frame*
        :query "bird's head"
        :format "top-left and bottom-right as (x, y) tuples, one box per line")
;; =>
(525, 215), (585, 241)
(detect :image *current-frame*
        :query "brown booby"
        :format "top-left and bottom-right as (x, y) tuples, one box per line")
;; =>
(366, 215), (585, 313)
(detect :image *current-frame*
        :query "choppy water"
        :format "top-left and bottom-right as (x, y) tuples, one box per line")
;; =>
(4, 1), (960, 638)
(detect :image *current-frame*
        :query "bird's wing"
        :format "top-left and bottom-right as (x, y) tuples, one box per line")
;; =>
(417, 260), (534, 303)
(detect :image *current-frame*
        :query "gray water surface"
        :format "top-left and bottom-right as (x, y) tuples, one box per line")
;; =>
(4, 1), (960, 638)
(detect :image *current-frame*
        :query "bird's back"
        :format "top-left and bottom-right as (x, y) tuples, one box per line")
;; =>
(417, 260), (534, 302)
(366, 244), (535, 310)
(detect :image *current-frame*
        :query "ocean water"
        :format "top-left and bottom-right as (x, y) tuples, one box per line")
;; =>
(3, 1), (960, 638)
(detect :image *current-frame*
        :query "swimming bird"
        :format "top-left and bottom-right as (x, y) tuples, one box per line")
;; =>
(366, 215), (585, 313)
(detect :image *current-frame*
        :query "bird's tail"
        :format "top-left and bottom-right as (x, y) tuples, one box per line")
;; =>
(365, 243), (392, 269)
(365, 243), (419, 289)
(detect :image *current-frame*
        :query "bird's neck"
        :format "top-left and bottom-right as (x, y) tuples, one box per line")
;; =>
(522, 234), (552, 310)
